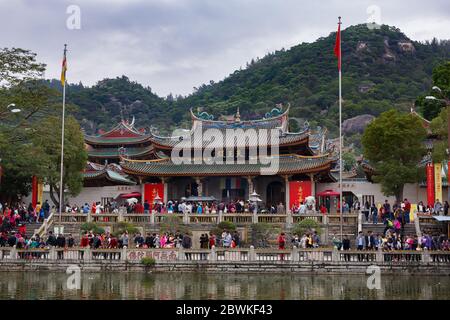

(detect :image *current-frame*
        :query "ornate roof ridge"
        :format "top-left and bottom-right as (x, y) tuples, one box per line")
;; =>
(190, 104), (290, 124)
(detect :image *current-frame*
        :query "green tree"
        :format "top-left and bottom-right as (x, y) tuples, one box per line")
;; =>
(0, 49), (56, 202)
(0, 48), (45, 88)
(342, 152), (356, 171)
(430, 107), (449, 163)
(362, 109), (427, 201)
(31, 115), (87, 208)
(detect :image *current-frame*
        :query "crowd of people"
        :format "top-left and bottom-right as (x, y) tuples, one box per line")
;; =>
(63, 199), (284, 215)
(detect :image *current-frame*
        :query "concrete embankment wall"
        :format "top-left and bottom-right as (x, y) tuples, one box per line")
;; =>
(1, 260), (450, 275)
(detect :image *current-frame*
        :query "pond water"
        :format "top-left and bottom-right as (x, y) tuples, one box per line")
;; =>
(0, 272), (448, 300)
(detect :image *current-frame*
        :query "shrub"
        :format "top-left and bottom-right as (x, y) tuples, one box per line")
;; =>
(80, 222), (105, 235)
(292, 218), (322, 236)
(250, 223), (280, 248)
(160, 215), (190, 235)
(141, 257), (156, 267)
(210, 221), (236, 237)
(115, 222), (139, 235)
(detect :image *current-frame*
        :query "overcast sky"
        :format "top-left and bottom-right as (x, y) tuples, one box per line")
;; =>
(1, 0), (449, 96)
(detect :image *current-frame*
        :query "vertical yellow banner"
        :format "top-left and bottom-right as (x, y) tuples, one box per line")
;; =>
(37, 180), (44, 204)
(435, 163), (442, 203)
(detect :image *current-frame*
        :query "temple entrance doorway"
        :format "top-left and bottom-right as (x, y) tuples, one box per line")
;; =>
(266, 181), (285, 208)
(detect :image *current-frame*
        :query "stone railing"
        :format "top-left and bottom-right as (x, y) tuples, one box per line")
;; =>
(2, 246), (449, 265)
(34, 211), (55, 237)
(53, 212), (360, 227)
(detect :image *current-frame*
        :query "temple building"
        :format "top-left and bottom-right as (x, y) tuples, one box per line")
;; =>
(119, 105), (337, 209)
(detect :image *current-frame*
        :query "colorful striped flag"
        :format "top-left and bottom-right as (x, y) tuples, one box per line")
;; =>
(61, 46), (67, 86)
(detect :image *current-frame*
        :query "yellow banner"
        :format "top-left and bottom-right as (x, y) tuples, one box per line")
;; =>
(37, 181), (44, 205)
(435, 163), (442, 203)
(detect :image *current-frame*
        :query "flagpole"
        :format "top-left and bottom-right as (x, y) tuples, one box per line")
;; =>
(59, 44), (67, 224)
(338, 17), (343, 241)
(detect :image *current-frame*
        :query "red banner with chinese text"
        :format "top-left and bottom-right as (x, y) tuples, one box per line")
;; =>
(144, 183), (164, 206)
(426, 163), (435, 207)
(289, 181), (312, 208)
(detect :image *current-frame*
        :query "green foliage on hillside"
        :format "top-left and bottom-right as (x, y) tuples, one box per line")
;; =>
(57, 24), (449, 138)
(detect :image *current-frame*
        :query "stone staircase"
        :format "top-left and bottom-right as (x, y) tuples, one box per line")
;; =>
(13, 222), (43, 238)
(361, 222), (417, 236)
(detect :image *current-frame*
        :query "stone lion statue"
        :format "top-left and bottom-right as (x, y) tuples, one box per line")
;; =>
(305, 196), (316, 211)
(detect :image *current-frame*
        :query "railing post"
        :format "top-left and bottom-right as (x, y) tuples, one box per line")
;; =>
(84, 248), (91, 261)
(49, 246), (57, 260)
(332, 247), (339, 262)
(87, 212), (92, 223)
(209, 246), (216, 261)
(252, 212), (258, 224)
(43, 219), (48, 234)
(183, 211), (189, 224)
(118, 211), (124, 223)
(357, 211), (363, 233)
(150, 212), (155, 225)
(218, 211), (223, 224)
(249, 245), (256, 261)
(292, 246), (299, 262)
(178, 246), (185, 261)
(121, 247), (127, 261)
(10, 246), (17, 260)
(422, 249), (431, 263)
(413, 211), (422, 237)
(376, 247), (383, 263)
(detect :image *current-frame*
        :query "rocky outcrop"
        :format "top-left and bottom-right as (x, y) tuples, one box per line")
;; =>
(342, 114), (375, 134)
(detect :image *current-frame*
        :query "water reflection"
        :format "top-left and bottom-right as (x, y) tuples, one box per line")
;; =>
(0, 272), (448, 300)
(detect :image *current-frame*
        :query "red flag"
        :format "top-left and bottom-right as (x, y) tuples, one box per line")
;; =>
(334, 20), (341, 71)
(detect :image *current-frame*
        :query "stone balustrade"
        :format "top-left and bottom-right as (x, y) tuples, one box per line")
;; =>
(1, 246), (449, 265)
(53, 212), (359, 227)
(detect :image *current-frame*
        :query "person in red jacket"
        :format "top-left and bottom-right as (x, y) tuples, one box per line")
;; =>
(278, 232), (286, 261)
(80, 232), (89, 247)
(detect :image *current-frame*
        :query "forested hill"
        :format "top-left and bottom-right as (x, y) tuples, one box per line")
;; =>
(57, 23), (450, 137)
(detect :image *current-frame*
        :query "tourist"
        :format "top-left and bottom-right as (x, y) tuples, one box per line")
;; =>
(67, 234), (75, 247)
(360, 201), (369, 222)
(121, 232), (129, 248)
(277, 202), (285, 214)
(353, 199), (361, 212)
(299, 202), (307, 214)
(444, 201), (449, 216)
(370, 203), (378, 224)
(383, 200), (391, 221)
(417, 201), (426, 213)
(134, 233), (144, 248)
(80, 232), (89, 247)
(145, 233), (154, 248)
(222, 231), (232, 248)
(342, 236), (351, 261)
(182, 232), (192, 260)
(278, 232), (286, 261)
(144, 200), (150, 214)
(209, 233), (216, 248)
(356, 231), (365, 251)
(46, 231), (57, 247)
(312, 231), (320, 248)
(199, 233), (208, 249)
(403, 198), (411, 223)
(291, 234), (300, 247)
(434, 199), (443, 215)
(232, 231), (240, 248)
(365, 231), (375, 250)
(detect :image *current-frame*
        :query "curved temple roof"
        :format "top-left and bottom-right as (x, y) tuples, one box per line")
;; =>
(85, 121), (151, 145)
(120, 154), (334, 177)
